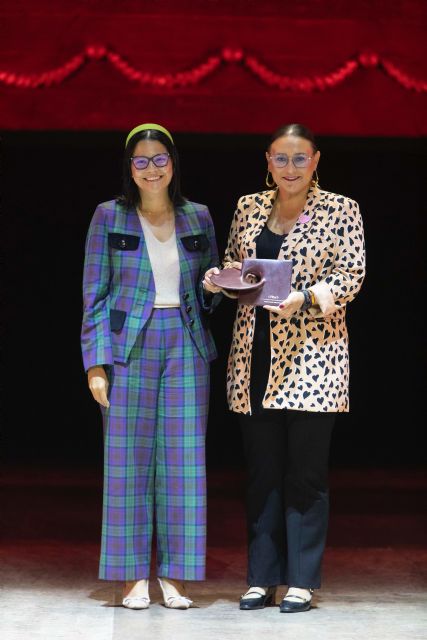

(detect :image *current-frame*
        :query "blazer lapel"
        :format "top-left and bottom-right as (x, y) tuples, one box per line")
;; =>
(245, 189), (276, 258)
(174, 201), (203, 294)
(175, 201), (201, 238)
(122, 205), (155, 294)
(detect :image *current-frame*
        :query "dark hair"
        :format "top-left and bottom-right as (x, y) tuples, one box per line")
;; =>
(117, 128), (186, 209)
(268, 123), (318, 153)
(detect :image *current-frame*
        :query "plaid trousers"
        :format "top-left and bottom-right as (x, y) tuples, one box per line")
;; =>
(99, 308), (209, 581)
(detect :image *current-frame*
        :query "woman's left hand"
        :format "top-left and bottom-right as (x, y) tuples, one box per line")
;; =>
(263, 292), (305, 319)
(203, 263), (242, 298)
(203, 267), (223, 294)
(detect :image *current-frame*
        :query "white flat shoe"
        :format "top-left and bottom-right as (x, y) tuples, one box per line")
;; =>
(122, 595), (150, 609)
(157, 577), (193, 610)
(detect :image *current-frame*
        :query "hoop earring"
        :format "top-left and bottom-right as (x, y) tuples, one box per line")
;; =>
(266, 170), (275, 188)
(311, 169), (319, 188)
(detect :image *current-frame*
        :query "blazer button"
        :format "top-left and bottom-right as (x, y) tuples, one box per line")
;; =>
(183, 293), (189, 300)
(188, 319), (194, 327)
(186, 305), (192, 313)
(120, 239), (126, 248)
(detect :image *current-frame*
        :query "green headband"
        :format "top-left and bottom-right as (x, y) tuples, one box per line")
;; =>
(125, 123), (174, 147)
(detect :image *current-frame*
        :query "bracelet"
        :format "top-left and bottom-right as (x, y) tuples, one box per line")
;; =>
(300, 289), (311, 311)
(308, 289), (316, 306)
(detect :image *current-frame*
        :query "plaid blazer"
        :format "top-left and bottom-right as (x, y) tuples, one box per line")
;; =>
(81, 199), (220, 371)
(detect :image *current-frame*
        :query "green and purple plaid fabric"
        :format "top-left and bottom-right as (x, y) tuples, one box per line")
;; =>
(99, 308), (209, 581)
(82, 199), (220, 581)
(81, 199), (219, 371)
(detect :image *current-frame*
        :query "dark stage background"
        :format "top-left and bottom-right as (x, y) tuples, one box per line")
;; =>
(2, 132), (426, 469)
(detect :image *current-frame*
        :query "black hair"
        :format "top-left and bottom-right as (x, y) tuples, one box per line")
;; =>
(268, 123), (318, 153)
(117, 128), (186, 209)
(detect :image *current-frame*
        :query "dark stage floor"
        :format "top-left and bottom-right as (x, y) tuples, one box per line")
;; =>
(1, 466), (426, 640)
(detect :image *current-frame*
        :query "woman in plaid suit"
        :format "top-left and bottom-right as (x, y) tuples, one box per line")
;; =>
(81, 123), (220, 609)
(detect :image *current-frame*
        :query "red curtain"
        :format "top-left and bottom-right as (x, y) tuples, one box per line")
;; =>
(1, 0), (426, 135)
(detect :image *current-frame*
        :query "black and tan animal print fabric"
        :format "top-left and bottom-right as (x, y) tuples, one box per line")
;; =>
(223, 186), (366, 414)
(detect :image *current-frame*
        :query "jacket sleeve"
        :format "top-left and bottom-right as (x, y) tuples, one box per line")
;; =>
(309, 199), (366, 318)
(198, 206), (223, 313)
(81, 205), (114, 371)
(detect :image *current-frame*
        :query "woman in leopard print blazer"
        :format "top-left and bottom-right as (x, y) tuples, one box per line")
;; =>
(204, 124), (365, 613)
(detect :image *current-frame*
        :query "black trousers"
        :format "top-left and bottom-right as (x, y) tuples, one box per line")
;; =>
(239, 307), (336, 588)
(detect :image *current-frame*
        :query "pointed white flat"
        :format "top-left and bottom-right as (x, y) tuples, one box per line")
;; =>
(122, 595), (150, 610)
(157, 578), (193, 610)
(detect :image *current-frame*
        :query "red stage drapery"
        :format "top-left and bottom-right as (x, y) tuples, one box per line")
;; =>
(1, 0), (426, 135)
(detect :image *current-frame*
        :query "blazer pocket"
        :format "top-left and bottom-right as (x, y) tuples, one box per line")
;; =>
(110, 309), (127, 332)
(108, 233), (140, 250)
(181, 234), (209, 252)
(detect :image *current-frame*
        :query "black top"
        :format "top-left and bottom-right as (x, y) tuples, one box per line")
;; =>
(255, 224), (286, 259)
(250, 224), (287, 414)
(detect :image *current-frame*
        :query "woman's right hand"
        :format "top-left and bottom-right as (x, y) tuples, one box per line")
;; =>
(88, 366), (110, 408)
(203, 263), (242, 298)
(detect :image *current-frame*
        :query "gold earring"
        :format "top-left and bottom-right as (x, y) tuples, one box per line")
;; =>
(266, 170), (275, 188)
(311, 169), (319, 188)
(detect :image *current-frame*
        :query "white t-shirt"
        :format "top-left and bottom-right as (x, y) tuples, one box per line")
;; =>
(139, 215), (181, 308)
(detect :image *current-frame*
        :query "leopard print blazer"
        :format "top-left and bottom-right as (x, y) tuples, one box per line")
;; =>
(223, 186), (366, 414)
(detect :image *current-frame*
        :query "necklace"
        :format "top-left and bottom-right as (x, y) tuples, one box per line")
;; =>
(269, 193), (311, 233)
(137, 204), (173, 220)
(137, 204), (175, 241)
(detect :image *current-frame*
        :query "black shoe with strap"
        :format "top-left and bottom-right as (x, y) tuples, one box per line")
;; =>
(239, 586), (277, 610)
(279, 588), (314, 613)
